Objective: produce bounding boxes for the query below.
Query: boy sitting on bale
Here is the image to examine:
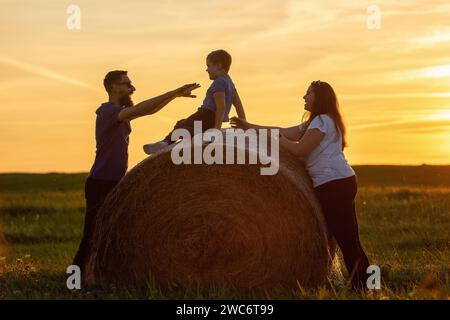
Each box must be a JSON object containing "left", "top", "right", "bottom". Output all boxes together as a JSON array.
[{"left": 143, "top": 49, "right": 247, "bottom": 154}]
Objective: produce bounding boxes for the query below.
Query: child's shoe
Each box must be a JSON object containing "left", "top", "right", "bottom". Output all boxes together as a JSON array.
[{"left": 143, "top": 141, "right": 169, "bottom": 154}]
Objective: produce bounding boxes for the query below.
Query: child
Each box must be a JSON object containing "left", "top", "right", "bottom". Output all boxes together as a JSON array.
[{"left": 143, "top": 49, "right": 246, "bottom": 154}]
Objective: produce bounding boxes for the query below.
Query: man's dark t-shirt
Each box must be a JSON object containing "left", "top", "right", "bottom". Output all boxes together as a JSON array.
[{"left": 88, "top": 102, "right": 132, "bottom": 181}]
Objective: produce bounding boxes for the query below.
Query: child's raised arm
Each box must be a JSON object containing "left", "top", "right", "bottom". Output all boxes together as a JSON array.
[{"left": 233, "top": 89, "right": 246, "bottom": 120}]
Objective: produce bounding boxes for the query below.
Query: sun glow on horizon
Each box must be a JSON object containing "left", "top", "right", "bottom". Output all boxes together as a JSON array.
[
  {"left": 422, "top": 64, "right": 450, "bottom": 79},
  {"left": 426, "top": 109, "right": 450, "bottom": 121}
]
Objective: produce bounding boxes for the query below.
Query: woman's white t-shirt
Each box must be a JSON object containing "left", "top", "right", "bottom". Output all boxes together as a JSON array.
[{"left": 300, "top": 114, "right": 355, "bottom": 188}]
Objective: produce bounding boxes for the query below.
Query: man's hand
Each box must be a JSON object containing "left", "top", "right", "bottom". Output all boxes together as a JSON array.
[{"left": 172, "top": 83, "right": 201, "bottom": 98}]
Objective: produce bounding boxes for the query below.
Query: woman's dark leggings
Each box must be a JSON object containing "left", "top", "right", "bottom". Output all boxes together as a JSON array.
[{"left": 314, "top": 175, "right": 370, "bottom": 289}]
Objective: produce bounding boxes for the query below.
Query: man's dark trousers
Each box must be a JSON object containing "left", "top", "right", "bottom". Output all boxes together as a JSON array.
[{"left": 72, "top": 177, "right": 119, "bottom": 270}]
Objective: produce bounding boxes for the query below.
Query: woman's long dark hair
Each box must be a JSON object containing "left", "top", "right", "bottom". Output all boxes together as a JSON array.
[{"left": 302, "top": 81, "right": 347, "bottom": 150}]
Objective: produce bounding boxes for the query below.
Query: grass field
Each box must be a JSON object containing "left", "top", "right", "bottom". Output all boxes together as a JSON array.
[{"left": 0, "top": 166, "right": 449, "bottom": 299}]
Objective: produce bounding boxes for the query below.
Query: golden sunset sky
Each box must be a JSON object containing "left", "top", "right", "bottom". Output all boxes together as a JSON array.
[{"left": 0, "top": 0, "right": 449, "bottom": 172}]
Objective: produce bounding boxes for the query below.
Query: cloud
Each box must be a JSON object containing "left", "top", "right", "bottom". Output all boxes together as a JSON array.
[
  {"left": 0, "top": 56, "right": 99, "bottom": 92},
  {"left": 349, "top": 118, "right": 450, "bottom": 135},
  {"left": 342, "top": 92, "right": 450, "bottom": 100}
]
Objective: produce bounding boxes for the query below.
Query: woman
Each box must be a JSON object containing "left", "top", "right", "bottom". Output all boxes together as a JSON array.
[{"left": 230, "top": 80, "right": 370, "bottom": 290}]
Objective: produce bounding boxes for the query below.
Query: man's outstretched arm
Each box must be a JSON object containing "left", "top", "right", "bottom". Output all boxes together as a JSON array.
[{"left": 118, "top": 83, "right": 200, "bottom": 121}]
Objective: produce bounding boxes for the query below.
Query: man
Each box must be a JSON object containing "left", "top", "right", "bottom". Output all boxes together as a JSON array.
[{"left": 73, "top": 70, "right": 200, "bottom": 270}]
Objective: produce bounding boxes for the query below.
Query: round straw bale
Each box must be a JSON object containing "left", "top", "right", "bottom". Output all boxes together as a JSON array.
[{"left": 84, "top": 129, "right": 341, "bottom": 289}]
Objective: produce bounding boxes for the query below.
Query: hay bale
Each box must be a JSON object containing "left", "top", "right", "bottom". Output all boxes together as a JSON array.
[{"left": 84, "top": 129, "right": 341, "bottom": 289}]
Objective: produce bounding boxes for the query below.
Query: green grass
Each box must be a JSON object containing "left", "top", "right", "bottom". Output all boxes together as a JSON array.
[{"left": 0, "top": 166, "right": 449, "bottom": 299}]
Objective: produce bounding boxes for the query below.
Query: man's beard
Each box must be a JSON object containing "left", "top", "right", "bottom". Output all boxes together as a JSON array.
[{"left": 119, "top": 94, "right": 134, "bottom": 107}]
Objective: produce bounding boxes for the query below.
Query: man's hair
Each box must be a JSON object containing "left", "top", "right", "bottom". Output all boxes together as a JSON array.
[
  {"left": 207, "top": 50, "right": 232, "bottom": 72},
  {"left": 103, "top": 70, "right": 127, "bottom": 93}
]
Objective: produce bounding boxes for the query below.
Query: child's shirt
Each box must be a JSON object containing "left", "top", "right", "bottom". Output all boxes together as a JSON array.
[{"left": 200, "top": 74, "right": 236, "bottom": 122}]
